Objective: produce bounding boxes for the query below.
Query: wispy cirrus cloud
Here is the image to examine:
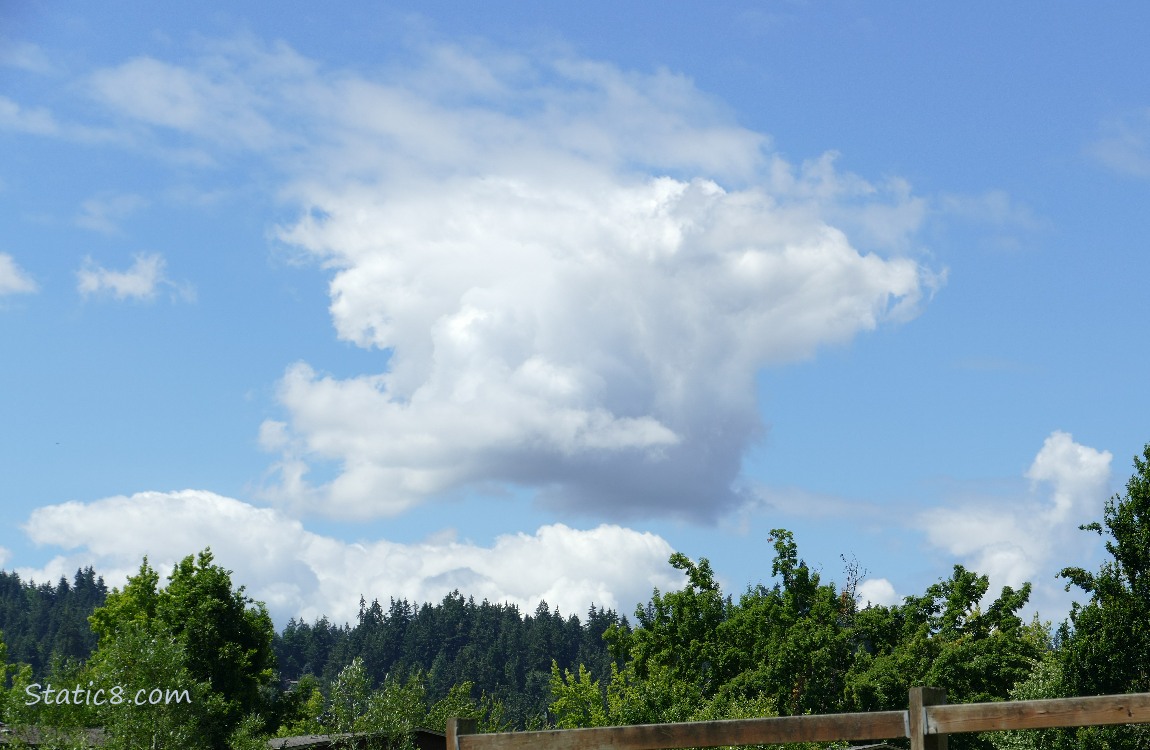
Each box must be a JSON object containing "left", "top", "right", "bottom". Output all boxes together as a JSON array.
[
  {"left": 74, "top": 192, "right": 148, "bottom": 235},
  {"left": 0, "top": 94, "right": 61, "bottom": 136},
  {"left": 939, "top": 189, "right": 1044, "bottom": 231},
  {"left": 0, "top": 39, "right": 54, "bottom": 74},
  {"left": 1088, "top": 108, "right": 1150, "bottom": 178}
]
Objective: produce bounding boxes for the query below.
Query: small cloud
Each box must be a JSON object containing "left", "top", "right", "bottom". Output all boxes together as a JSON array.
[
  {"left": 76, "top": 252, "right": 194, "bottom": 302},
  {"left": 936, "top": 189, "right": 1046, "bottom": 254},
  {"left": 0, "top": 252, "right": 38, "bottom": 295},
  {"left": 258, "top": 420, "right": 291, "bottom": 451},
  {"left": 0, "top": 94, "right": 60, "bottom": 136},
  {"left": 0, "top": 93, "right": 127, "bottom": 146},
  {"left": 1088, "top": 109, "right": 1150, "bottom": 178},
  {"left": 939, "top": 190, "right": 1043, "bottom": 231},
  {"left": 0, "top": 40, "right": 54, "bottom": 74},
  {"left": 917, "top": 431, "right": 1112, "bottom": 620},
  {"left": 744, "top": 484, "right": 879, "bottom": 520},
  {"left": 856, "top": 577, "right": 898, "bottom": 607},
  {"left": 75, "top": 193, "right": 148, "bottom": 235}
]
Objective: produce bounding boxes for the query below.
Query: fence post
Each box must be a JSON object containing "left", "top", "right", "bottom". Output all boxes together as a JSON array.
[
  {"left": 447, "top": 718, "right": 478, "bottom": 750},
  {"left": 909, "top": 687, "right": 948, "bottom": 750}
]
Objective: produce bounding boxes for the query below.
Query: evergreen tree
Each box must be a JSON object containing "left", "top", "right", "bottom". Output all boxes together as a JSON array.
[{"left": 0, "top": 567, "right": 106, "bottom": 677}]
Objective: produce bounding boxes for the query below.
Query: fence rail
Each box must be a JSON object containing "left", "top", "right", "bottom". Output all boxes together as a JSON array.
[
  {"left": 925, "top": 693, "right": 1150, "bottom": 735},
  {"left": 447, "top": 688, "right": 1150, "bottom": 750}
]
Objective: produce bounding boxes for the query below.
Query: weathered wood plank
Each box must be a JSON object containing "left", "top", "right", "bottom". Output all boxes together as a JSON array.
[
  {"left": 909, "top": 686, "right": 948, "bottom": 750},
  {"left": 457, "top": 712, "right": 908, "bottom": 750},
  {"left": 448, "top": 717, "right": 478, "bottom": 750},
  {"left": 926, "top": 693, "right": 1150, "bottom": 735}
]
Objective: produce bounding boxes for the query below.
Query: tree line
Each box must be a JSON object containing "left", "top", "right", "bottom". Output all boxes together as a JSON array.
[
  {"left": 276, "top": 592, "right": 624, "bottom": 728},
  {"left": 2, "top": 443, "right": 1150, "bottom": 749},
  {"left": 0, "top": 566, "right": 106, "bottom": 677}
]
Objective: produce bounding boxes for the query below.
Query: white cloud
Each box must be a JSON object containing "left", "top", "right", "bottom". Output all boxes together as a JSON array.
[
  {"left": 18, "top": 490, "right": 680, "bottom": 626},
  {"left": 265, "top": 171, "right": 926, "bottom": 521},
  {"left": 73, "top": 40, "right": 939, "bottom": 521},
  {"left": 1025, "top": 431, "right": 1113, "bottom": 523},
  {"left": 0, "top": 40, "right": 54, "bottom": 74},
  {"left": 0, "top": 94, "right": 126, "bottom": 146},
  {"left": 75, "top": 192, "right": 148, "bottom": 234},
  {"left": 239, "top": 44, "right": 934, "bottom": 521},
  {"left": 745, "top": 484, "right": 881, "bottom": 520},
  {"left": 76, "top": 252, "right": 193, "bottom": 302},
  {"left": 1088, "top": 109, "right": 1150, "bottom": 178},
  {"left": 939, "top": 189, "right": 1043, "bottom": 231},
  {"left": 0, "top": 252, "right": 37, "bottom": 295},
  {"left": 0, "top": 95, "right": 60, "bottom": 136},
  {"left": 856, "top": 577, "right": 898, "bottom": 607},
  {"left": 85, "top": 42, "right": 307, "bottom": 153},
  {"left": 918, "top": 431, "right": 1112, "bottom": 618}
]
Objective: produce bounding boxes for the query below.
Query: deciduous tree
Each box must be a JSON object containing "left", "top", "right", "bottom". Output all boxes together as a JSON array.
[
  {"left": 87, "top": 550, "right": 276, "bottom": 749},
  {"left": 1056, "top": 442, "right": 1150, "bottom": 749}
]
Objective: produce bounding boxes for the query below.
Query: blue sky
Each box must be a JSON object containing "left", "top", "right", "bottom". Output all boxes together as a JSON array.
[{"left": 2, "top": 2, "right": 1149, "bottom": 629}]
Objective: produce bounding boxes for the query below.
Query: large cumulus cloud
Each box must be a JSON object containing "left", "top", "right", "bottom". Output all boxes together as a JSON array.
[{"left": 84, "top": 39, "right": 939, "bottom": 521}]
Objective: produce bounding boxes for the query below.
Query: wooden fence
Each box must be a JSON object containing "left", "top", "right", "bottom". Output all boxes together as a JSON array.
[{"left": 447, "top": 688, "right": 1150, "bottom": 750}]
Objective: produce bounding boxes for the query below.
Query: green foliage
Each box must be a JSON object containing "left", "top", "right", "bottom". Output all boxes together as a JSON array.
[
  {"left": 605, "top": 660, "right": 702, "bottom": 725},
  {"left": 0, "top": 628, "right": 9, "bottom": 722},
  {"left": 274, "top": 674, "right": 326, "bottom": 737},
  {"left": 564, "top": 530, "right": 1045, "bottom": 750},
  {"left": 84, "top": 620, "right": 215, "bottom": 750},
  {"left": 716, "top": 531, "right": 854, "bottom": 716},
  {"left": 549, "top": 661, "right": 607, "bottom": 728},
  {"left": 844, "top": 564, "right": 1041, "bottom": 722},
  {"left": 1058, "top": 442, "right": 1150, "bottom": 696},
  {"left": 550, "top": 656, "right": 846, "bottom": 750},
  {"left": 227, "top": 713, "right": 270, "bottom": 750},
  {"left": 426, "top": 681, "right": 509, "bottom": 734},
  {"left": 276, "top": 592, "right": 625, "bottom": 730},
  {"left": 989, "top": 650, "right": 1070, "bottom": 750},
  {"left": 14, "top": 655, "right": 99, "bottom": 733},
  {"left": 327, "top": 657, "right": 371, "bottom": 733},
  {"left": 87, "top": 550, "right": 277, "bottom": 749},
  {"left": 16, "top": 512, "right": 1150, "bottom": 748},
  {"left": 3, "top": 660, "right": 35, "bottom": 727},
  {"left": 87, "top": 561, "right": 160, "bottom": 641},
  {"left": 0, "top": 568, "right": 106, "bottom": 683},
  {"left": 318, "top": 657, "right": 503, "bottom": 748},
  {"left": 159, "top": 551, "right": 277, "bottom": 726},
  {"left": 1054, "top": 442, "right": 1150, "bottom": 750},
  {"left": 563, "top": 533, "right": 856, "bottom": 727},
  {"left": 625, "top": 551, "right": 728, "bottom": 695}
]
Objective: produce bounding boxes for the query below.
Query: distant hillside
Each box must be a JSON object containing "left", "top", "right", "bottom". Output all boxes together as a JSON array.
[
  {"left": 275, "top": 593, "right": 627, "bottom": 727},
  {"left": 0, "top": 567, "right": 107, "bottom": 675},
  {"left": 0, "top": 565, "right": 626, "bottom": 728}
]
